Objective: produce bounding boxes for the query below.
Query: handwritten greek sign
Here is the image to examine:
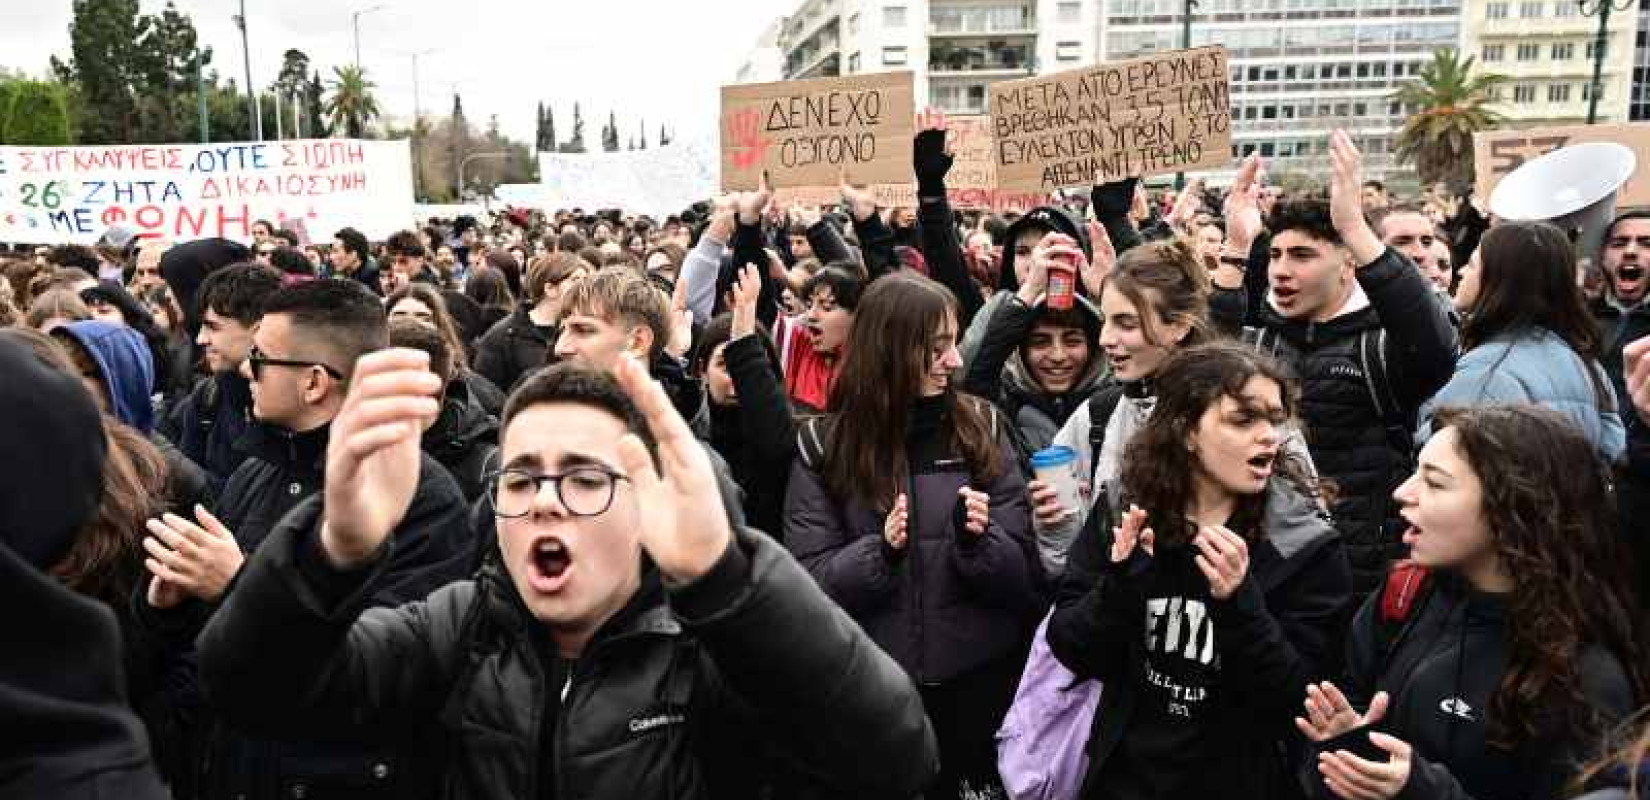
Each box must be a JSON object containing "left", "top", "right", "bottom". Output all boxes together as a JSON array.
[
  {"left": 990, "top": 45, "right": 1231, "bottom": 192},
  {"left": 721, "top": 71, "right": 916, "bottom": 190},
  {"left": 0, "top": 139, "right": 413, "bottom": 245},
  {"left": 1473, "top": 123, "right": 1650, "bottom": 208}
]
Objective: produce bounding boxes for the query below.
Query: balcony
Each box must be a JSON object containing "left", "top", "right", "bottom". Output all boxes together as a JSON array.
[
  {"left": 789, "top": 50, "right": 842, "bottom": 79},
  {"left": 928, "top": 41, "right": 1036, "bottom": 76},
  {"left": 928, "top": 4, "right": 1036, "bottom": 37}
]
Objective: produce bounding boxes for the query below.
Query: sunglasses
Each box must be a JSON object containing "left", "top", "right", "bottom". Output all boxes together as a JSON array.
[{"left": 246, "top": 345, "right": 343, "bottom": 381}]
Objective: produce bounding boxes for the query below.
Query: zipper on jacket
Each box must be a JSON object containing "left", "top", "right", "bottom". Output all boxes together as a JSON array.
[{"left": 908, "top": 474, "right": 928, "bottom": 684}]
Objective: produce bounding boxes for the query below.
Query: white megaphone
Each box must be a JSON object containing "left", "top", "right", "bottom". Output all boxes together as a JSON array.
[{"left": 1489, "top": 141, "right": 1637, "bottom": 267}]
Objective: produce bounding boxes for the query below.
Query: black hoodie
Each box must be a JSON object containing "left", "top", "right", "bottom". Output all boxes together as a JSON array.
[
  {"left": 422, "top": 376, "right": 500, "bottom": 502},
  {"left": 158, "top": 238, "right": 251, "bottom": 339},
  {"left": 1314, "top": 573, "right": 1637, "bottom": 800},
  {"left": 0, "top": 335, "right": 170, "bottom": 800}
]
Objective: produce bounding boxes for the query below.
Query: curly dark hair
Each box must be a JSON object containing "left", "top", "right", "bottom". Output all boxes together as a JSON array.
[
  {"left": 1119, "top": 341, "right": 1312, "bottom": 547},
  {"left": 1429, "top": 405, "right": 1647, "bottom": 749}
]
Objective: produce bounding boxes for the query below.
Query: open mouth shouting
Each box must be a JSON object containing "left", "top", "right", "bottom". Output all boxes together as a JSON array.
[
  {"left": 527, "top": 535, "right": 574, "bottom": 594},
  {"left": 1616, "top": 262, "right": 1645, "bottom": 300},
  {"left": 1245, "top": 449, "right": 1277, "bottom": 483}
]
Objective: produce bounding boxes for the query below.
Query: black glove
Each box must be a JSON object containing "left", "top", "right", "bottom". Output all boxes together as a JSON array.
[
  {"left": 1091, "top": 178, "right": 1140, "bottom": 221},
  {"left": 914, "top": 129, "right": 953, "bottom": 199}
]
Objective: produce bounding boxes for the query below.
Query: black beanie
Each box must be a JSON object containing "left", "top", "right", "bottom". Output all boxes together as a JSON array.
[{"left": 0, "top": 335, "right": 107, "bottom": 570}]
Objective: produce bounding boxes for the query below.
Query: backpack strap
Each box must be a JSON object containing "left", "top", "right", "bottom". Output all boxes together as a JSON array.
[
  {"left": 1358, "top": 328, "right": 1418, "bottom": 460},
  {"left": 795, "top": 416, "right": 831, "bottom": 472},
  {"left": 1086, "top": 386, "right": 1124, "bottom": 461},
  {"left": 1373, "top": 561, "right": 1436, "bottom": 681}
]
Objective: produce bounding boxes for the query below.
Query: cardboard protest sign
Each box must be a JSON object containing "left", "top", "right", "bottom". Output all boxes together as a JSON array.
[
  {"left": 1473, "top": 123, "right": 1650, "bottom": 208},
  {"left": 990, "top": 45, "right": 1231, "bottom": 192},
  {"left": 722, "top": 71, "right": 915, "bottom": 190},
  {"left": 0, "top": 139, "right": 413, "bottom": 245},
  {"left": 772, "top": 183, "right": 1052, "bottom": 213},
  {"left": 540, "top": 137, "right": 718, "bottom": 217},
  {"left": 770, "top": 116, "right": 1050, "bottom": 212}
]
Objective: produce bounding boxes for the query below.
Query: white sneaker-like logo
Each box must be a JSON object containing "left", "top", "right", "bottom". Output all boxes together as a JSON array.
[{"left": 1439, "top": 697, "right": 1475, "bottom": 720}]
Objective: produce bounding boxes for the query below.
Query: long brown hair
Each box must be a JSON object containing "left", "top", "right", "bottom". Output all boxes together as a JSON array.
[
  {"left": 388, "top": 283, "right": 469, "bottom": 371},
  {"left": 51, "top": 421, "right": 168, "bottom": 608},
  {"left": 1430, "top": 405, "right": 1647, "bottom": 749},
  {"left": 824, "top": 272, "right": 1001, "bottom": 509},
  {"left": 1104, "top": 237, "right": 1215, "bottom": 349},
  {"left": 1120, "top": 342, "right": 1310, "bottom": 546},
  {"left": 1463, "top": 222, "right": 1600, "bottom": 358}
]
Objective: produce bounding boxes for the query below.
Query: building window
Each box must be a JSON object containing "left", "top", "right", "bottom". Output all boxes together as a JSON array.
[
  {"left": 1056, "top": 41, "right": 1082, "bottom": 60},
  {"left": 1513, "top": 83, "right": 1536, "bottom": 102},
  {"left": 848, "top": 51, "right": 861, "bottom": 72},
  {"left": 1549, "top": 83, "right": 1572, "bottom": 102},
  {"left": 1483, "top": 44, "right": 1504, "bottom": 60},
  {"left": 1552, "top": 42, "right": 1574, "bottom": 60},
  {"left": 1516, "top": 43, "right": 1540, "bottom": 60},
  {"left": 848, "top": 13, "right": 860, "bottom": 35},
  {"left": 1486, "top": 2, "right": 1509, "bottom": 17},
  {"left": 1058, "top": 1, "right": 1082, "bottom": 23},
  {"left": 884, "top": 5, "right": 906, "bottom": 27},
  {"left": 1554, "top": 1, "right": 1577, "bottom": 15},
  {"left": 883, "top": 45, "right": 907, "bottom": 65},
  {"left": 1519, "top": 0, "right": 1543, "bottom": 16}
]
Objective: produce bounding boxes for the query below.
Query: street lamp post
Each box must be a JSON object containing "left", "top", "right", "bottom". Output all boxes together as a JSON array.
[
  {"left": 405, "top": 48, "right": 439, "bottom": 199},
  {"left": 1579, "top": 0, "right": 1633, "bottom": 124},
  {"left": 1174, "top": 0, "right": 1200, "bottom": 188},
  {"left": 353, "top": 4, "right": 387, "bottom": 70},
  {"left": 234, "top": 0, "right": 262, "bottom": 140},
  {"left": 458, "top": 152, "right": 507, "bottom": 204}
]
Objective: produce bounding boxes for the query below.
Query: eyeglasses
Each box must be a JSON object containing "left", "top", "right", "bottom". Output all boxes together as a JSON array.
[
  {"left": 246, "top": 345, "right": 343, "bottom": 381},
  {"left": 486, "top": 466, "right": 628, "bottom": 518}
]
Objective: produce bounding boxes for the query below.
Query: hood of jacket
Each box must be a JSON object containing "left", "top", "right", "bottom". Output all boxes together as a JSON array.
[
  {"left": 424, "top": 376, "right": 499, "bottom": 461},
  {"left": 999, "top": 205, "right": 1091, "bottom": 294},
  {"left": 1002, "top": 293, "right": 1109, "bottom": 406},
  {"left": 159, "top": 238, "right": 251, "bottom": 337},
  {"left": 0, "top": 335, "right": 107, "bottom": 571},
  {"left": 55, "top": 320, "right": 156, "bottom": 434}
]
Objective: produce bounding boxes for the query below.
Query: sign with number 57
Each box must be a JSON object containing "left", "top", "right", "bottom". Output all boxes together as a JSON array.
[{"left": 1473, "top": 123, "right": 1650, "bottom": 208}]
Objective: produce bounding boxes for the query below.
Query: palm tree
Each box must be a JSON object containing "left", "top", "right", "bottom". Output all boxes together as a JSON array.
[
  {"left": 324, "top": 65, "right": 380, "bottom": 138},
  {"left": 1391, "top": 49, "right": 1508, "bottom": 188}
]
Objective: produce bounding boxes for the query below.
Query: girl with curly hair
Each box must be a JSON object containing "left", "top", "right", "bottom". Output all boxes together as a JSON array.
[
  {"left": 1047, "top": 341, "right": 1352, "bottom": 800},
  {"left": 1298, "top": 404, "right": 1646, "bottom": 800}
]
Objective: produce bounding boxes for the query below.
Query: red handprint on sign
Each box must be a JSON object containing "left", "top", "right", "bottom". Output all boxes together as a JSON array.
[{"left": 727, "top": 109, "right": 770, "bottom": 170}]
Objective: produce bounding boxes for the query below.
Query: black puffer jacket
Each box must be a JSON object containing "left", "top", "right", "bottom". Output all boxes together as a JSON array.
[
  {"left": 784, "top": 396, "right": 1043, "bottom": 683},
  {"left": 134, "top": 422, "right": 473, "bottom": 800},
  {"left": 423, "top": 377, "right": 500, "bottom": 503},
  {"left": 159, "top": 370, "right": 256, "bottom": 494},
  {"left": 1249, "top": 248, "right": 1458, "bottom": 594},
  {"left": 195, "top": 493, "right": 940, "bottom": 800},
  {"left": 1316, "top": 572, "right": 1636, "bottom": 800},
  {"left": 473, "top": 304, "right": 555, "bottom": 393},
  {"left": 708, "top": 335, "right": 797, "bottom": 539}
]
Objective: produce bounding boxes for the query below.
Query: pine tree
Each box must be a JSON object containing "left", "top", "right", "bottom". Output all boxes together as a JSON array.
[
  {"left": 534, "top": 101, "right": 546, "bottom": 151},
  {"left": 451, "top": 92, "right": 467, "bottom": 197},
  {"left": 640, "top": 120, "right": 647, "bottom": 149},
  {"left": 660, "top": 124, "right": 671, "bottom": 146},
  {"left": 562, "top": 102, "right": 585, "bottom": 153},
  {"left": 545, "top": 104, "right": 556, "bottom": 152}
]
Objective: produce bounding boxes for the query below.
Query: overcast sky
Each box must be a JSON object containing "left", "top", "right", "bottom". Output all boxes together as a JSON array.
[{"left": 2, "top": 0, "right": 792, "bottom": 146}]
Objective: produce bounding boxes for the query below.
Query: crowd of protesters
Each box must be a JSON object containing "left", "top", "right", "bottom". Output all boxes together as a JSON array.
[{"left": 5, "top": 112, "right": 1650, "bottom": 800}]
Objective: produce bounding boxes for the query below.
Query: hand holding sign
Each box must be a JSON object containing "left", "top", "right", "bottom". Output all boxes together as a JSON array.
[{"left": 914, "top": 108, "right": 955, "bottom": 198}]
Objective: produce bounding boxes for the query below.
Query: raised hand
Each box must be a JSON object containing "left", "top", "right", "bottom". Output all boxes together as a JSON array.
[
  {"left": 1319, "top": 731, "right": 1412, "bottom": 800},
  {"left": 1082, "top": 222, "right": 1116, "bottom": 298},
  {"left": 791, "top": 202, "right": 823, "bottom": 229},
  {"left": 1329, "top": 130, "right": 1385, "bottom": 266},
  {"left": 913, "top": 107, "right": 954, "bottom": 197},
  {"left": 705, "top": 194, "right": 738, "bottom": 246},
  {"left": 1296, "top": 682, "right": 1390, "bottom": 742},
  {"left": 1223, "top": 154, "right": 1265, "bottom": 252},
  {"left": 735, "top": 171, "right": 774, "bottom": 226},
  {"left": 1624, "top": 335, "right": 1650, "bottom": 427},
  {"left": 1193, "top": 524, "right": 1250, "bottom": 600},
  {"left": 612, "top": 355, "right": 734, "bottom": 583},
  {"left": 1110, "top": 505, "right": 1155, "bottom": 564},
  {"left": 321, "top": 349, "right": 443, "bottom": 568},
  {"left": 141, "top": 505, "right": 245, "bottom": 602},
  {"left": 1168, "top": 178, "right": 1205, "bottom": 231},
  {"left": 958, "top": 486, "right": 990, "bottom": 537},
  {"left": 731, "top": 263, "right": 761, "bottom": 341},
  {"left": 839, "top": 167, "right": 879, "bottom": 223},
  {"left": 884, "top": 494, "right": 909, "bottom": 550}
]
